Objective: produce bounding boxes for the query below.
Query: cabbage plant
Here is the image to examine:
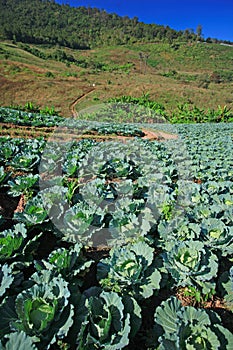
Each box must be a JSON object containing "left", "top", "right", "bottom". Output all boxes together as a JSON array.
[
  {"left": 10, "top": 153, "right": 40, "bottom": 172},
  {"left": 152, "top": 296, "right": 233, "bottom": 349},
  {"left": 7, "top": 174, "right": 39, "bottom": 200},
  {"left": 0, "top": 223, "right": 42, "bottom": 266},
  {"left": 0, "top": 141, "right": 18, "bottom": 164},
  {"left": 76, "top": 287, "right": 141, "bottom": 350},
  {"left": 0, "top": 167, "right": 10, "bottom": 187},
  {"left": 162, "top": 240, "right": 218, "bottom": 293},
  {"left": 0, "top": 270, "right": 74, "bottom": 349},
  {"left": 157, "top": 217, "right": 200, "bottom": 247},
  {"left": 0, "top": 331, "right": 37, "bottom": 350},
  {"left": 35, "top": 243, "right": 93, "bottom": 286},
  {"left": 97, "top": 240, "right": 161, "bottom": 300},
  {"left": 218, "top": 266, "right": 233, "bottom": 311},
  {"left": 0, "top": 264, "right": 14, "bottom": 299},
  {"left": 108, "top": 198, "right": 147, "bottom": 243},
  {"left": 14, "top": 194, "right": 49, "bottom": 227},
  {"left": 63, "top": 201, "right": 105, "bottom": 245},
  {"left": 13, "top": 185, "right": 68, "bottom": 228},
  {"left": 0, "top": 224, "right": 27, "bottom": 262},
  {"left": 201, "top": 218, "right": 233, "bottom": 256}
]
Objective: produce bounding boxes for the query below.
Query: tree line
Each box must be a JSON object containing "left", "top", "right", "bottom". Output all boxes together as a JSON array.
[
  {"left": 0, "top": 0, "right": 196, "bottom": 48},
  {"left": 0, "top": 0, "right": 232, "bottom": 48}
]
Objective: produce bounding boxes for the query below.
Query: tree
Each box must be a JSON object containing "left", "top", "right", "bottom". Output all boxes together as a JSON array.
[
  {"left": 196, "top": 24, "right": 203, "bottom": 40},
  {"left": 139, "top": 52, "right": 150, "bottom": 74}
]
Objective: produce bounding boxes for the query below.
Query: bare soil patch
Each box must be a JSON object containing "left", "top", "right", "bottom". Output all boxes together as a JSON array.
[
  {"left": 0, "top": 192, "right": 18, "bottom": 218},
  {"left": 142, "top": 128, "right": 178, "bottom": 141},
  {"left": 0, "top": 122, "right": 178, "bottom": 142},
  {"left": 70, "top": 87, "right": 95, "bottom": 117}
]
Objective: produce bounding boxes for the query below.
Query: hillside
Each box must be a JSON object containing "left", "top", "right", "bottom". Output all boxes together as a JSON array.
[
  {"left": 0, "top": 0, "right": 199, "bottom": 49},
  {"left": 0, "top": 39, "right": 233, "bottom": 117},
  {"left": 0, "top": 0, "right": 233, "bottom": 118}
]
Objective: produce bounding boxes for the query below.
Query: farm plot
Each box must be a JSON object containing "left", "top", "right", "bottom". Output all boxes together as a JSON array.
[
  {"left": 0, "top": 107, "right": 148, "bottom": 140},
  {"left": 0, "top": 118, "right": 232, "bottom": 349}
]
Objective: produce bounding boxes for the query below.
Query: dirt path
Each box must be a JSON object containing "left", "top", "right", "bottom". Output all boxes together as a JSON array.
[
  {"left": 69, "top": 87, "right": 95, "bottom": 117},
  {"left": 0, "top": 123, "right": 178, "bottom": 141},
  {"left": 0, "top": 123, "right": 177, "bottom": 141},
  {"left": 68, "top": 87, "right": 178, "bottom": 140},
  {"left": 141, "top": 128, "right": 178, "bottom": 141},
  {"left": 1, "top": 88, "right": 178, "bottom": 141}
]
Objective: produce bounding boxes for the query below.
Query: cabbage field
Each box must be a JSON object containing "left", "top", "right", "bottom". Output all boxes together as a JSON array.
[{"left": 0, "top": 107, "right": 232, "bottom": 349}]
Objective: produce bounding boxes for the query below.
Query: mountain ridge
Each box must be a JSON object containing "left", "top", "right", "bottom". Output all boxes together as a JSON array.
[{"left": 0, "top": 0, "right": 232, "bottom": 49}]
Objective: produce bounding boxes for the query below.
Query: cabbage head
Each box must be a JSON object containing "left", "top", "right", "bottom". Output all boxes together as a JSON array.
[
  {"left": 76, "top": 287, "right": 141, "bottom": 350},
  {"left": 97, "top": 240, "right": 161, "bottom": 300},
  {"left": 0, "top": 331, "right": 37, "bottom": 350},
  {"left": 152, "top": 296, "right": 233, "bottom": 350},
  {"left": 0, "top": 270, "right": 74, "bottom": 349},
  {"left": 162, "top": 240, "right": 218, "bottom": 293},
  {"left": 201, "top": 218, "right": 233, "bottom": 257}
]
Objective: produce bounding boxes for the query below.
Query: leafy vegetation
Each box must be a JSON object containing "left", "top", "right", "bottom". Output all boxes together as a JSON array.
[
  {"left": 0, "top": 8, "right": 230, "bottom": 348},
  {"left": 12, "top": 101, "right": 60, "bottom": 116},
  {"left": 2, "top": 97, "right": 232, "bottom": 128},
  {"left": 106, "top": 96, "right": 233, "bottom": 123},
  {"left": 76, "top": 287, "right": 141, "bottom": 349},
  {"left": 162, "top": 240, "right": 218, "bottom": 293},
  {"left": 0, "top": 331, "right": 37, "bottom": 350},
  {"left": 0, "top": 107, "right": 63, "bottom": 127},
  {"left": 97, "top": 241, "right": 162, "bottom": 300},
  {"left": 0, "top": 270, "right": 74, "bottom": 349},
  {"left": 152, "top": 297, "right": 233, "bottom": 349},
  {"left": 0, "top": 0, "right": 201, "bottom": 49},
  {"left": 0, "top": 118, "right": 232, "bottom": 348}
]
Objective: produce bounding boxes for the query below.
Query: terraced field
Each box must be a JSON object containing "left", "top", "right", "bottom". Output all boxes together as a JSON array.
[{"left": 0, "top": 106, "right": 232, "bottom": 349}]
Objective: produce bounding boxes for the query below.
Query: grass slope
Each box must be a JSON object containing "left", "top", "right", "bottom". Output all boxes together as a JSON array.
[{"left": 0, "top": 40, "right": 233, "bottom": 118}]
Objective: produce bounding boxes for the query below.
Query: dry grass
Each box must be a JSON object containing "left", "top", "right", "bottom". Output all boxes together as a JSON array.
[{"left": 0, "top": 41, "right": 233, "bottom": 118}]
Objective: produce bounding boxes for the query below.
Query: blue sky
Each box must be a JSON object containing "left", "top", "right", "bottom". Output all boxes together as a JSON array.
[{"left": 56, "top": 0, "right": 233, "bottom": 42}]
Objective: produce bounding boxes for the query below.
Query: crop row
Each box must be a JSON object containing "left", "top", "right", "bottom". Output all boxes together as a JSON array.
[
  {"left": 0, "top": 107, "right": 145, "bottom": 137},
  {"left": 0, "top": 122, "right": 232, "bottom": 349}
]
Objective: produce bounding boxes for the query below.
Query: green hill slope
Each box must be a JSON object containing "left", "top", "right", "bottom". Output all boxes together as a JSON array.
[
  {"left": 0, "top": 0, "right": 199, "bottom": 48},
  {"left": 0, "top": 40, "right": 233, "bottom": 118},
  {"left": 0, "top": 0, "right": 232, "bottom": 118}
]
